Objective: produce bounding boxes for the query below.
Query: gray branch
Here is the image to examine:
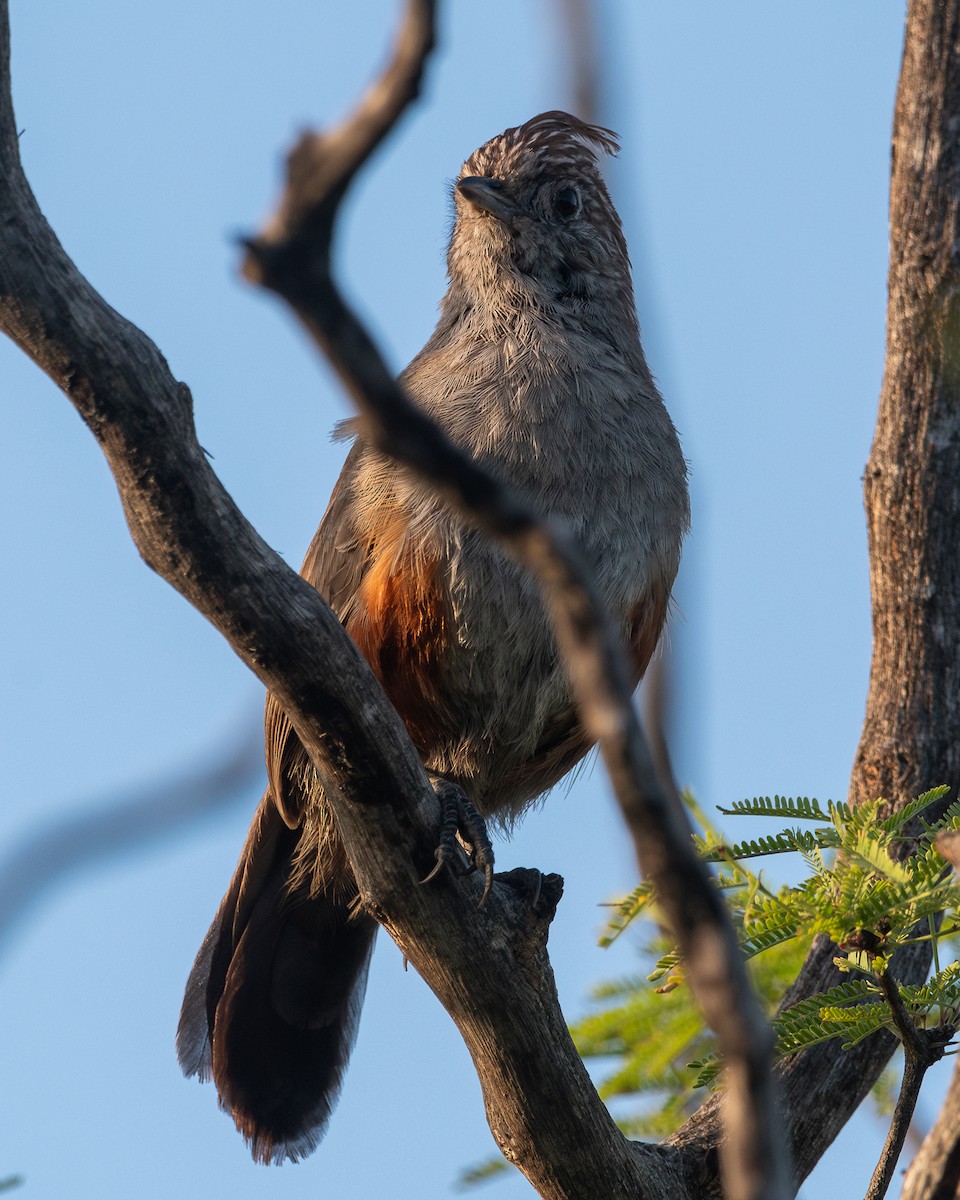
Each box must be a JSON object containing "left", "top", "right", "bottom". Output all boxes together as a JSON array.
[
  {"left": 244, "top": 4, "right": 788, "bottom": 1197},
  {"left": 863, "top": 973, "right": 947, "bottom": 1200},
  {"left": 0, "top": 714, "right": 263, "bottom": 955},
  {"left": 552, "top": 0, "right": 603, "bottom": 124},
  {"left": 899, "top": 830, "right": 960, "bottom": 1198},
  {"left": 30, "top": 0, "right": 946, "bottom": 1194},
  {"left": 0, "top": 2, "right": 698, "bottom": 1196},
  {"left": 675, "top": 0, "right": 960, "bottom": 1190}
]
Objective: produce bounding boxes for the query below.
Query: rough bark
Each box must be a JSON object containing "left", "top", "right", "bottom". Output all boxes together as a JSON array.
[
  {"left": 673, "top": 1, "right": 960, "bottom": 1191},
  {"left": 899, "top": 841, "right": 960, "bottom": 1198},
  {"left": 0, "top": 2, "right": 768, "bottom": 1197},
  {"left": 901, "top": 1059, "right": 960, "bottom": 1200},
  {"left": 853, "top": 0, "right": 960, "bottom": 812},
  {"left": 7, "top": 0, "right": 958, "bottom": 1194}
]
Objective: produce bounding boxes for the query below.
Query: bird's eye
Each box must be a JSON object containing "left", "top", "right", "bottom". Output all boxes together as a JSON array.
[{"left": 553, "top": 187, "right": 580, "bottom": 220}]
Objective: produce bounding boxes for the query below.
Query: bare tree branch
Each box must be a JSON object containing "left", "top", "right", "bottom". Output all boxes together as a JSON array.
[
  {"left": 863, "top": 973, "right": 948, "bottom": 1200},
  {"left": 0, "top": 0, "right": 816, "bottom": 1193},
  {"left": 902, "top": 1064, "right": 960, "bottom": 1200},
  {"left": 676, "top": 1, "right": 960, "bottom": 1189},
  {"left": 865, "top": 1049, "right": 927, "bottom": 1200},
  {"left": 0, "top": 3, "right": 703, "bottom": 1197},
  {"left": 550, "top": 0, "right": 685, "bottom": 805},
  {"left": 552, "top": 0, "right": 603, "bottom": 124},
  {"left": 0, "top": 713, "right": 263, "bottom": 955},
  {"left": 242, "top": 7, "right": 787, "bottom": 1199},
  {"left": 899, "top": 832, "right": 960, "bottom": 1199}
]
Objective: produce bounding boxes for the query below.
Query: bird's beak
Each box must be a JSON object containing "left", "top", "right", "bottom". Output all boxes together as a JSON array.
[{"left": 456, "top": 176, "right": 522, "bottom": 225}]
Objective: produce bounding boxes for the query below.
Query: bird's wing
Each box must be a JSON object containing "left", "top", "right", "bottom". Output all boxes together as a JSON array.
[{"left": 264, "top": 439, "right": 374, "bottom": 828}]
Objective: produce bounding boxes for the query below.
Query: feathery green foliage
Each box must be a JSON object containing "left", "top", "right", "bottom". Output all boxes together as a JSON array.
[
  {"left": 569, "top": 785, "right": 960, "bottom": 1141},
  {"left": 461, "top": 786, "right": 958, "bottom": 1187}
]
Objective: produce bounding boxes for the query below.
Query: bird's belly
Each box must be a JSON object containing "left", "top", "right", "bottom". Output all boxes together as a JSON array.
[
  {"left": 345, "top": 447, "right": 674, "bottom": 818},
  {"left": 409, "top": 529, "right": 656, "bottom": 818}
]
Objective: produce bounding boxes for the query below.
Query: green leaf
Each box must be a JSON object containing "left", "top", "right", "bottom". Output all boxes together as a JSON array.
[
  {"left": 568, "top": 784, "right": 960, "bottom": 1148},
  {"left": 775, "top": 979, "right": 884, "bottom": 1054},
  {"left": 647, "top": 950, "right": 683, "bottom": 984},
  {"left": 823, "top": 1003, "right": 892, "bottom": 1048},
  {"left": 599, "top": 883, "right": 656, "bottom": 945},
  {"left": 740, "top": 923, "right": 799, "bottom": 961},
  {"left": 696, "top": 828, "right": 839, "bottom": 862},
  {"left": 718, "top": 795, "right": 835, "bottom": 822},
  {"left": 879, "top": 785, "right": 951, "bottom": 833},
  {"left": 847, "top": 827, "right": 911, "bottom": 883},
  {"left": 688, "top": 1052, "right": 722, "bottom": 1088}
]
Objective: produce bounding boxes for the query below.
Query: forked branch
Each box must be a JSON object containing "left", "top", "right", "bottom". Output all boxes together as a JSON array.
[
  {"left": 243, "top": 4, "right": 785, "bottom": 1198},
  {"left": 0, "top": 1, "right": 784, "bottom": 1196}
]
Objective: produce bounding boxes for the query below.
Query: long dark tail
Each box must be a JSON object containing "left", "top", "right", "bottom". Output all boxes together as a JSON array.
[{"left": 177, "top": 796, "right": 376, "bottom": 1164}]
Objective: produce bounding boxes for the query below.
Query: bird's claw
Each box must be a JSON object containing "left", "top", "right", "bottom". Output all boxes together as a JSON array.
[{"left": 420, "top": 779, "right": 494, "bottom": 907}]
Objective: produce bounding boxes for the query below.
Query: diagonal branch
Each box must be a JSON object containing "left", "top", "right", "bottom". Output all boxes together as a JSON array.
[
  {"left": 900, "top": 831, "right": 960, "bottom": 1199},
  {"left": 242, "top": 6, "right": 786, "bottom": 1199},
  {"left": 863, "top": 971, "right": 948, "bottom": 1200},
  {"left": 0, "top": 4, "right": 683, "bottom": 1198},
  {"left": 677, "top": 1, "right": 960, "bottom": 1189},
  {"left": 0, "top": 1, "right": 783, "bottom": 1196},
  {"left": 0, "top": 714, "right": 263, "bottom": 955}
]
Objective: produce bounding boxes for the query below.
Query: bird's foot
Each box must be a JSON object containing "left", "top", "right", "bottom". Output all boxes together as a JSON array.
[{"left": 420, "top": 778, "right": 494, "bottom": 907}]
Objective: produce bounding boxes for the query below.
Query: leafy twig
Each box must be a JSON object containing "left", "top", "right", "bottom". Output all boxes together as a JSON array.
[{"left": 865, "top": 972, "right": 949, "bottom": 1200}]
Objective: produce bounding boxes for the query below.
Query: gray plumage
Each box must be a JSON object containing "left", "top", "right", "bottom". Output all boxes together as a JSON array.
[{"left": 177, "top": 110, "right": 689, "bottom": 1163}]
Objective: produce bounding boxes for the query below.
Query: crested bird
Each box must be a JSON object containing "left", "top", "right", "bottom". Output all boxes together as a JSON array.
[{"left": 177, "top": 110, "right": 689, "bottom": 1163}]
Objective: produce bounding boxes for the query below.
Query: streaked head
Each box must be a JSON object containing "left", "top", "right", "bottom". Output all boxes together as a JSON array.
[{"left": 447, "top": 111, "right": 633, "bottom": 318}]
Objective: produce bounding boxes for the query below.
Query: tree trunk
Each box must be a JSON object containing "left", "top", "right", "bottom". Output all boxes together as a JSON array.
[
  {"left": 3, "top": 0, "right": 960, "bottom": 1194},
  {"left": 673, "top": 1, "right": 960, "bottom": 1190},
  {"left": 851, "top": 2, "right": 960, "bottom": 811}
]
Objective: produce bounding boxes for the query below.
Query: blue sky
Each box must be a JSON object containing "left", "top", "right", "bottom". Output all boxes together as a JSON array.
[{"left": 0, "top": 3, "right": 923, "bottom": 1197}]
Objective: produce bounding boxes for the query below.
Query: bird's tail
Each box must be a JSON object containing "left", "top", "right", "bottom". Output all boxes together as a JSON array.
[{"left": 177, "top": 794, "right": 376, "bottom": 1163}]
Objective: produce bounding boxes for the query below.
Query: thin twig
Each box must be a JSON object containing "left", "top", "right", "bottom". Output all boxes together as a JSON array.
[
  {"left": 865, "top": 972, "right": 948, "bottom": 1200},
  {"left": 552, "top": 0, "right": 602, "bottom": 123},
  {"left": 866, "top": 1048, "right": 928, "bottom": 1200},
  {"left": 0, "top": 714, "right": 263, "bottom": 955}
]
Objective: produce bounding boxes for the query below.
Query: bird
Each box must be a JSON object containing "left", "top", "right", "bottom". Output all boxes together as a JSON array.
[{"left": 177, "top": 110, "right": 689, "bottom": 1164}]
